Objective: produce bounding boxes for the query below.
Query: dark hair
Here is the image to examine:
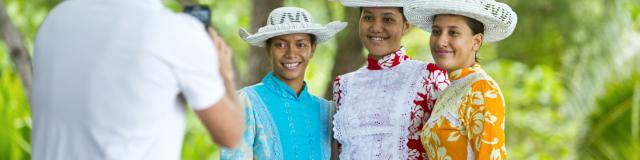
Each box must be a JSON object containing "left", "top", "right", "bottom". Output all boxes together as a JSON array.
[
  {"left": 359, "top": 7, "right": 407, "bottom": 22},
  {"left": 465, "top": 17, "right": 484, "bottom": 62},
  {"left": 265, "top": 34, "right": 317, "bottom": 47},
  {"left": 464, "top": 17, "right": 485, "bottom": 35}
]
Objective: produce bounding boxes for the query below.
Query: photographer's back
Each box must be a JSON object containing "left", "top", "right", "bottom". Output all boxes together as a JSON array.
[{"left": 31, "top": 0, "right": 224, "bottom": 160}]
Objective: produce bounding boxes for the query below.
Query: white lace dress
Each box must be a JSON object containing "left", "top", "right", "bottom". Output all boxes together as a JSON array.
[{"left": 332, "top": 49, "right": 449, "bottom": 160}]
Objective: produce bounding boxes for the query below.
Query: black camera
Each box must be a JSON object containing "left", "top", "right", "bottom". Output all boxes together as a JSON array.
[{"left": 183, "top": 5, "right": 211, "bottom": 29}]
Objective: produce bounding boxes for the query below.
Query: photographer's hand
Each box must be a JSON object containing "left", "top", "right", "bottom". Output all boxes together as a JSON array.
[
  {"left": 207, "top": 27, "right": 239, "bottom": 104},
  {"left": 207, "top": 27, "right": 234, "bottom": 81},
  {"left": 196, "top": 27, "right": 244, "bottom": 148}
]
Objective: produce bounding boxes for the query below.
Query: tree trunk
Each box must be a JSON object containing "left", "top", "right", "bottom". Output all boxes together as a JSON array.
[
  {"left": 0, "top": 0, "right": 32, "bottom": 100},
  {"left": 246, "top": 0, "right": 284, "bottom": 85},
  {"left": 323, "top": 7, "right": 364, "bottom": 99}
]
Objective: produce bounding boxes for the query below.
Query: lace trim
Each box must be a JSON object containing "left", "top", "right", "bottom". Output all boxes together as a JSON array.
[
  {"left": 242, "top": 88, "right": 284, "bottom": 159},
  {"left": 333, "top": 76, "right": 345, "bottom": 107},
  {"left": 320, "top": 101, "right": 333, "bottom": 160},
  {"left": 334, "top": 61, "right": 427, "bottom": 159},
  {"left": 426, "top": 68, "right": 497, "bottom": 132},
  {"left": 399, "top": 63, "right": 427, "bottom": 160},
  {"left": 319, "top": 101, "right": 333, "bottom": 159}
]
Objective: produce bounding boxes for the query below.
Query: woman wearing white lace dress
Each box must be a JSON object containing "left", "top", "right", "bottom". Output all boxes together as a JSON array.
[{"left": 331, "top": 0, "right": 450, "bottom": 159}]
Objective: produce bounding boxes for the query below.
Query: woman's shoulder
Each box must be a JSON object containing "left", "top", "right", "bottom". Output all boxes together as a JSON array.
[
  {"left": 470, "top": 79, "right": 501, "bottom": 95},
  {"left": 236, "top": 84, "right": 269, "bottom": 109},
  {"left": 469, "top": 71, "right": 501, "bottom": 92},
  {"left": 467, "top": 73, "right": 504, "bottom": 107},
  {"left": 338, "top": 66, "right": 369, "bottom": 78},
  {"left": 404, "top": 61, "right": 448, "bottom": 79},
  {"left": 308, "top": 95, "right": 332, "bottom": 107},
  {"left": 239, "top": 83, "right": 264, "bottom": 92}
]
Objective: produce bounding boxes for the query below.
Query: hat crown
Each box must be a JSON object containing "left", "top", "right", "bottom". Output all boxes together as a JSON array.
[
  {"left": 478, "top": 0, "right": 515, "bottom": 26},
  {"left": 267, "top": 7, "right": 313, "bottom": 26},
  {"left": 454, "top": 0, "right": 514, "bottom": 26}
]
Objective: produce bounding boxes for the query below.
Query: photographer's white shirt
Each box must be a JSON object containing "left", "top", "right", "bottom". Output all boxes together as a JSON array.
[{"left": 31, "top": 0, "right": 224, "bottom": 159}]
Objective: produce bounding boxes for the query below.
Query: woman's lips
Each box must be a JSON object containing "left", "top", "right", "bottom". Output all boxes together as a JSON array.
[
  {"left": 367, "top": 35, "right": 388, "bottom": 44},
  {"left": 282, "top": 62, "right": 301, "bottom": 70},
  {"left": 434, "top": 50, "right": 453, "bottom": 57}
]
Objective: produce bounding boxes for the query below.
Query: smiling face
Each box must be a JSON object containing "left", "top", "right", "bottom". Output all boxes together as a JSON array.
[
  {"left": 429, "top": 14, "right": 484, "bottom": 72},
  {"left": 266, "top": 33, "right": 316, "bottom": 84},
  {"left": 359, "top": 7, "right": 410, "bottom": 59}
]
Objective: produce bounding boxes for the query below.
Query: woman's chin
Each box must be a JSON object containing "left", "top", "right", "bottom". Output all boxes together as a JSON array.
[
  {"left": 435, "top": 61, "right": 456, "bottom": 71},
  {"left": 366, "top": 46, "right": 394, "bottom": 56}
]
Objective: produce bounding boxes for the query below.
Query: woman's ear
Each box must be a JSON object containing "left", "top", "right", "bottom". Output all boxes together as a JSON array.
[
  {"left": 402, "top": 20, "right": 411, "bottom": 35},
  {"left": 472, "top": 33, "right": 484, "bottom": 51},
  {"left": 264, "top": 45, "right": 273, "bottom": 59},
  {"left": 310, "top": 43, "right": 317, "bottom": 58}
]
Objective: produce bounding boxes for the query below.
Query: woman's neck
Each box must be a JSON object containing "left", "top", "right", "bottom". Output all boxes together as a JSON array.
[
  {"left": 285, "top": 79, "right": 304, "bottom": 96},
  {"left": 446, "top": 62, "right": 477, "bottom": 73},
  {"left": 368, "top": 47, "right": 402, "bottom": 60},
  {"left": 274, "top": 75, "right": 305, "bottom": 96}
]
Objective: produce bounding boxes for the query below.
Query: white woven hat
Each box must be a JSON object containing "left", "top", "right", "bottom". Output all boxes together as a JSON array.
[
  {"left": 332, "top": 0, "right": 404, "bottom": 7},
  {"left": 239, "top": 7, "right": 347, "bottom": 47},
  {"left": 404, "top": 0, "right": 518, "bottom": 42}
]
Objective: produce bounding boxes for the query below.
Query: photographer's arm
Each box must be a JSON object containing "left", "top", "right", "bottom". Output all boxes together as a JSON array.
[{"left": 195, "top": 28, "right": 244, "bottom": 148}]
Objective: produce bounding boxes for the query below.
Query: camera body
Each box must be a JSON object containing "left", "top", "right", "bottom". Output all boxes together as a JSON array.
[{"left": 183, "top": 5, "right": 211, "bottom": 29}]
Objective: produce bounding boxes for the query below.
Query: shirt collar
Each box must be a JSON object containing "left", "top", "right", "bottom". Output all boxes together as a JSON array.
[
  {"left": 366, "top": 48, "right": 410, "bottom": 70},
  {"left": 262, "top": 72, "right": 310, "bottom": 100},
  {"left": 448, "top": 63, "right": 482, "bottom": 81}
]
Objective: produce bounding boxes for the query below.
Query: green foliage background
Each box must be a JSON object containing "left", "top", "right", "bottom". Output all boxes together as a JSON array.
[{"left": 1, "top": 0, "right": 639, "bottom": 159}]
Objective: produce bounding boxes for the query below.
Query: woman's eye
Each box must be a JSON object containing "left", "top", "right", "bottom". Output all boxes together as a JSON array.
[
  {"left": 383, "top": 18, "right": 394, "bottom": 23},
  {"left": 363, "top": 16, "right": 373, "bottom": 21},
  {"left": 297, "top": 43, "right": 307, "bottom": 48},
  {"left": 432, "top": 29, "right": 441, "bottom": 35},
  {"left": 449, "top": 31, "right": 460, "bottom": 36}
]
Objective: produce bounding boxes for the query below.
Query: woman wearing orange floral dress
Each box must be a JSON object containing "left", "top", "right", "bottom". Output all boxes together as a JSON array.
[{"left": 403, "top": 0, "right": 518, "bottom": 159}]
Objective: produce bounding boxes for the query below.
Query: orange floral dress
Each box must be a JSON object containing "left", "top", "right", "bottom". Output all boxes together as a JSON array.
[{"left": 421, "top": 64, "right": 506, "bottom": 160}]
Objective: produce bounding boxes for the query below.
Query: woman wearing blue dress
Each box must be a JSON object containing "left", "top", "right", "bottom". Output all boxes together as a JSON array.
[{"left": 220, "top": 7, "right": 346, "bottom": 160}]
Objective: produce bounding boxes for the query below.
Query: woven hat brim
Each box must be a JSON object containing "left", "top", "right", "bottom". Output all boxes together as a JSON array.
[
  {"left": 239, "top": 21, "right": 347, "bottom": 47},
  {"left": 404, "top": 0, "right": 518, "bottom": 42}
]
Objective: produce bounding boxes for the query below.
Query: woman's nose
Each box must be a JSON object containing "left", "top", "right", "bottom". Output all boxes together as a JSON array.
[{"left": 369, "top": 20, "right": 383, "bottom": 33}]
